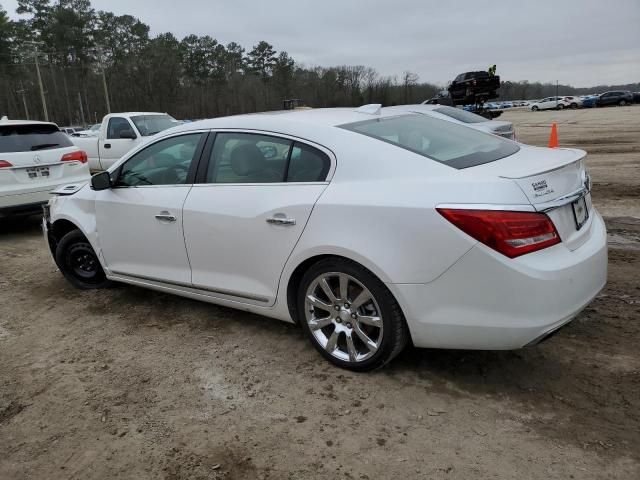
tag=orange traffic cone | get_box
[548,122,559,148]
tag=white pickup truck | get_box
[71,112,179,171]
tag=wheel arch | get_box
[285,252,396,325]
[47,218,84,259]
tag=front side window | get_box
[207,133,292,183]
[116,133,204,187]
[107,117,134,139]
[340,114,519,169]
[0,124,73,153]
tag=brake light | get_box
[0,160,13,168]
[61,150,88,164]
[437,209,560,258]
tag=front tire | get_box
[531,106,539,111]
[297,258,409,371]
[619,100,627,106]
[557,104,564,110]
[55,230,111,289]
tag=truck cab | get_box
[72,112,179,171]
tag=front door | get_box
[98,116,138,170]
[183,132,333,305]
[95,132,207,284]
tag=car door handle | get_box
[266,216,296,226]
[155,213,177,222]
[104,143,111,149]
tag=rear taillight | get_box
[0,160,13,168]
[61,150,88,164]
[437,209,561,258]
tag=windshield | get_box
[130,115,179,136]
[0,124,73,153]
[340,114,519,169]
[433,106,487,124]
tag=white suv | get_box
[0,118,90,218]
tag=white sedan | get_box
[43,106,607,370]
[1,118,90,218]
[397,104,515,139]
[530,97,571,111]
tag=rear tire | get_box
[557,104,564,110]
[531,106,538,111]
[55,229,111,289]
[570,103,578,109]
[619,100,627,106]
[297,258,409,371]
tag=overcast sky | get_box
[3,0,639,87]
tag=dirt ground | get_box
[1,106,639,480]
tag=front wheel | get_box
[619,100,627,106]
[557,104,564,110]
[55,229,111,289]
[297,258,409,371]
[531,106,539,111]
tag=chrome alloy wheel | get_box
[304,272,383,363]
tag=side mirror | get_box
[91,171,112,190]
[119,129,137,140]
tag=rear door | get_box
[98,117,138,170]
[182,131,333,305]
[95,132,207,283]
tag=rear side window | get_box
[207,133,292,183]
[206,133,332,183]
[0,124,73,153]
[340,114,520,169]
[433,106,487,124]
[287,142,331,182]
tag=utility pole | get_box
[556,80,559,108]
[17,82,29,119]
[78,92,85,126]
[32,44,49,121]
[97,48,111,113]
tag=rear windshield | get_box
[0,124,73,153]
[131,115,179,136]
[340,114,519,169]
[434,106,487,124]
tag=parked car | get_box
[43,106,606,370]
[72,123,101,137]
[581,95,598,108]
[448,71,500,105]
[500,102,513,109]
[530,97,571,111]
[0,118,90,218]
[596,90,633,107]
[562,96,583,109]
[386,104,516,140]
[72,112,179,171]
[60,126,84,135]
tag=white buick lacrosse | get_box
[43,105,607,370]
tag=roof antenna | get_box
[354,104,382,115]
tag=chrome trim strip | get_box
[110,271,270,303]
[536,186,589,212]
[436,203,535,212]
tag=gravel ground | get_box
[1,106,639,480]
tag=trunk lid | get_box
[470,145,593,250]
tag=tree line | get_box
[1,1,637,126]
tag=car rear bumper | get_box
[388,210,607,350]
[0,170,89,214]
[0,200,47,218]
